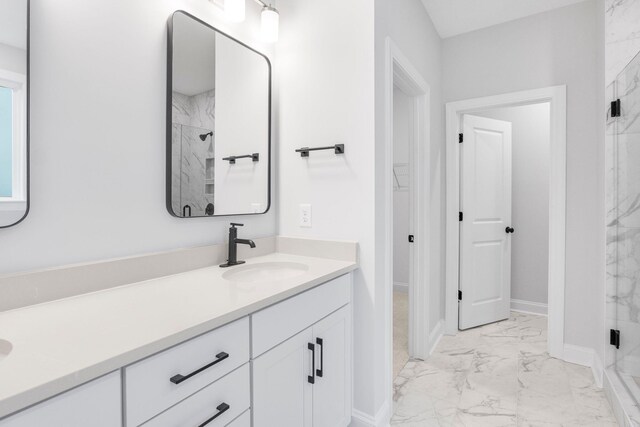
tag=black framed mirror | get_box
[0,0,29,228]
[167,11,271,218]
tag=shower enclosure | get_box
[609,49,640,416]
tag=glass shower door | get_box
[614,49,640,401]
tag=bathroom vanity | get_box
[0,239,356,427]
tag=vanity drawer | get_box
[125,317,250,426]
[251,274,351,357]
[227,410,251,427]
[141,364,250,427]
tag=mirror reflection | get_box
[168,11,271,218]
[0,0,28,227]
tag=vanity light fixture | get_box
[255,0,279,43]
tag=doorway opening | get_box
[392,87,412,379]
[383,37,432,414]
[445,86,567,358]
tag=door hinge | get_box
[611,99,621,118]
[610,329,620,349]
[459,133,463,143]
[408,235,414,243]
[458,290,462,301]
[459,212,463,221]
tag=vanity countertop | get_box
[0,251,357,419]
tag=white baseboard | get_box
[510,299,548,315]
[563,344,603,387]
[351,401,391,427]
[428,320,444,356]
[393,282,408,293]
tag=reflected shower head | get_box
[199,131,213,141]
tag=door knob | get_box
[505,227,515,234]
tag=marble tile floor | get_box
[392,311,618,426]
[394,290,410,379]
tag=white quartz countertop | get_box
[0,252,357,419]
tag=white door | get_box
[459,114,513,330]
[312,306,352,427]
[252,327,314,427]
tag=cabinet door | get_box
[312,305,352,427]
[0,372,121,427]
[252,327,313,427]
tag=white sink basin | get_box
[222,262,309,283]
[0,339,12,362]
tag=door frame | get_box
[384,37,431,405]
[445,86,567,358]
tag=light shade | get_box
[261,6,279,43]
[225,0,245,23]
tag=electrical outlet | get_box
[299,204,312,228]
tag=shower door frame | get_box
[445,86,567,360]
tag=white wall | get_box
[375,0,444,420]
[476,103,551,305]
[393,88,411,287]
[0,0,276,275]
[443,0,604,352]
[275,0,377,418]
[0,42,25,74]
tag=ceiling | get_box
[0,0,27,50]
[172,13,217,96]
[421,0,588,39]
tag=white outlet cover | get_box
[299,204,312,228]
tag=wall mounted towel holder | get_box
[223,153,260,164]
[295,144,345,157]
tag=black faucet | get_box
[220,223,256,268]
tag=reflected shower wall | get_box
[171,90,216,217]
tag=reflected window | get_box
[0,86,12,197]
[0,70,26,203]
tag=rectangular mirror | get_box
[0,0,29,228]
[167,11,271,218]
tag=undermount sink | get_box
[222,262,309,283]
[0,339,12,362]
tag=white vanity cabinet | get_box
[0,372,121,427]
[0,272,353,427]
[252,275,352,427]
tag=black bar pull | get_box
[198,402,230,427]
[295,144,345,157]
[222,153,259,164]
[307,343,315,384]
[170,352,229,384]
[316,338,324,378]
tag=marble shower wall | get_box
[171,90,215,216]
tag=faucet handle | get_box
[230,223,244,228]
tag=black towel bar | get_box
[222,153,259,164]
[295,144,344,157]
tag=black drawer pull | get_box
[307,343,315,384]
[198,402,230,427]
[316,338,324,378]
[170,352,229,384]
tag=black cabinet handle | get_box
[316,338,324,378]
[197,402,230,427]
[170,352,229,384]
[307,343,315,384]
[505,227,514,234]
